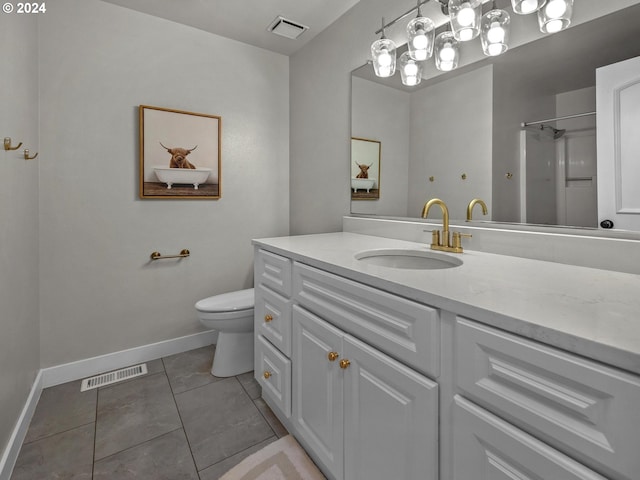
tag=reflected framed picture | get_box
[351,137,380,200]
[139,105,222,199]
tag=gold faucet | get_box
[466,198,488,221]
[422,198,471,253]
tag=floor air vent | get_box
[80,364,148,392]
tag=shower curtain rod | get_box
[521,111,596,128]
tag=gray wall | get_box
[0,13,40,459]
[37,0,290,367]
[408,65,493,220]
[351,77,411,216]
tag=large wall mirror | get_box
[350,3,640,234]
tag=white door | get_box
[292,306,344,480]
[596,55,640,230]
[342,335,439,480]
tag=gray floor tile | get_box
[11,423,94,480]
[24,380,96,444]
[237,371,261,400]
[197,436,277,480]
[93,428,198,480]
[95,373,182,460]
[175,377,274,471]
[162,345,221,394]
[253,397,289,438]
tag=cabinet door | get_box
[292,305,344,480]
[343,335,439,480]
[453,395,606,480]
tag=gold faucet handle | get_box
[452,232,472,250]
[431,230,441,247]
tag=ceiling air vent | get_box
[267,16,309,40]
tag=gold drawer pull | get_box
[264,314,273,323]
[327,351,339,362]
[339,359,351,369]
[263,371,272,379]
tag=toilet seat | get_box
[195,288,254,312]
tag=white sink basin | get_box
[354,248,463,270]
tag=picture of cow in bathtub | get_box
[140,105,221,199]
[351,137,380,200]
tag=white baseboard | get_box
[0,371,43,480]
[42,330,218,388]
[0,330,217,480]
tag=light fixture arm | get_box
[375,0,432,35]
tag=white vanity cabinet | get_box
[452,317,640,480]
[254,249,293,417]
[292,305,439,480]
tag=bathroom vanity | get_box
[252,232,640,480]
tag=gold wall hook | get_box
[505,172,513,179]
[4,137,23,151]
[461,173,467,180]
[23,149,38,160]
[429,176,435,182]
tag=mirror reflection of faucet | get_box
[467,198,488,221]
[421,198,471,253]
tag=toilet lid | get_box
[195,288,254,312]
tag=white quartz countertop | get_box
[253,232,640,375]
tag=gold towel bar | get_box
[150,249,190,260]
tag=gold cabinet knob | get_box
[327,351,339,362]
[264,314,273,323]
[263,371,272,379]
[339,359,351,369]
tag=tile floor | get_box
[10,345,288,479]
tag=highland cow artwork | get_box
[351,137,380,200]
[139,105,221,199]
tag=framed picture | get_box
[351,137,380,200]
[139,105,221,199]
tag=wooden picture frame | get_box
[139,105,221,199]
[351,137,381,200]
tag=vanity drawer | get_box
[453,395,606,480]
[456,317,640,480]
[255,334,291,418]
[293,262,440,378]
[255,284,292,356]
[255,249,292,297]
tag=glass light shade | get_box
[511,0,546,15]
[399,52,423,86]
[538,0,572,33]
[481,9,510,57]
[407,16,435,61]
[434,31,460,72]
[448,0,482,41]
[371,37,397,77]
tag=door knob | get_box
[264,314,273,322]
[263,371,272,379]
[339,359,351,369]
[327,351,339,362]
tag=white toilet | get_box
[195,288,255,377]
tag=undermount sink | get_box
[354,248,463,270]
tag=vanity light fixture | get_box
[448,0,483,41]
[399,51,424,86]
[481,2,510,56]
[370,0,573,80]
[407,1,435,61]
[538,0,573,33]
[371,18,397,78]
[511,0,545,15]
[434,30,460,71]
